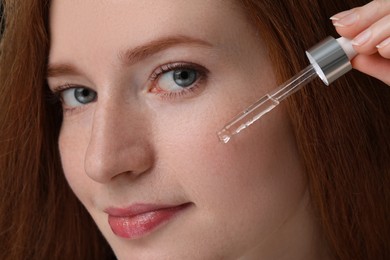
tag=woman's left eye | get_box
[149,63,208,98]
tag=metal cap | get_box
[305,36,352,86]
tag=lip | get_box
[105,203,192,239]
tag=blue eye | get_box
[150,62,208,98]
[61,87,97,107]
[157,68,198,92]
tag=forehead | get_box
[48,0,250,59]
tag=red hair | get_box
[239,0,390,259]
[0,0,389,259]
[0,0,114,258]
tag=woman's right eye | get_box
[59,87,97,108]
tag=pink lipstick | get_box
[106,203,191,239]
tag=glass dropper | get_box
[218,36,356,143]
[217,65,317,143]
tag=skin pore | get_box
[48,0,328,259]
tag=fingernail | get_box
[330,10,354,20]
[352,30,372,46]
[330,11,358,27]
[376,37,390,49]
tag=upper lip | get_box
[104,203,191,217]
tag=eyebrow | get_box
[47,35,213,78]
[46,63,82,78]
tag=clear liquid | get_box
[217,65,317,143]
[218,95,279,143]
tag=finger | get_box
[377,37,390,58]
[352,53,390,85]
[331,1,390,39]
[351,14,390,55]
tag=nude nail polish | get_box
[352,30,372,46]
[376,37,390,49]
[331,11,358,27]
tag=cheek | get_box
[58,125,93,205]
[154,99,306,252]
[156,92,305,204]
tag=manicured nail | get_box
[352,30,372,46]
[376,37,390,49]
[330,11,358,27]
[330,10,354,20]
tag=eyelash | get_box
[148,62,209,100]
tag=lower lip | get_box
[107,204,190,239]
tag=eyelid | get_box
[50,83,77,95]
[149,62,209,81]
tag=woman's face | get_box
[48,0,321,258]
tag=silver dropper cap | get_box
[305,36,354,85]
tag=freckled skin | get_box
[48,0,326,259]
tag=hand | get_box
[331,0,390,85]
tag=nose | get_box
[84,98,154,183]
